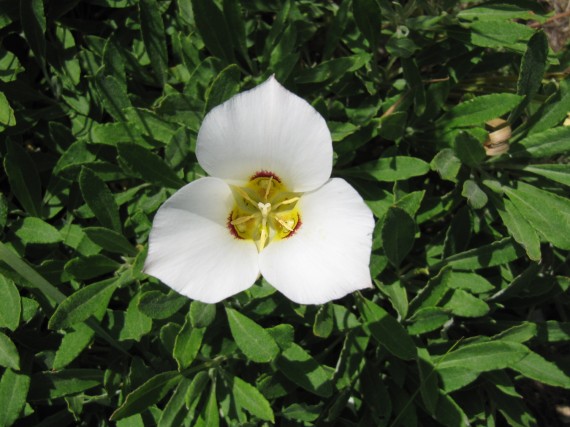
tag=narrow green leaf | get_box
[510,126,570,158]
[117,142,184,189]
[229,375,275,422]
[173,318,204,371]
[111,372,182,420]
[402,57,426,115]
[498,198,541,261]
[344,156,430,181]
[191,0,235,63]
[276,342,333,397]
[157,377,192,427]
[511,351,570,389]
[0,332,19,370]
[528,78,570,135]
[185,371,210,410]
[20,0,46,68]
[29,369,103,400]
[119,292,153,341]
[0,369,30,427]
[0,275,20,331]
[79,167,122,232]
[510,31,548,121]
[13,217,62,245]
[53,324,95,370]
[445,271,495,294]
[382,206,416,267]
[4,140,42,217]
[441,93,522,128]
[357,297,417,360]
[469,21,534,52]
[204,64,240,113]
[437,341,528,371]
[84,227,138,256]
[520,164,570,187]
[139,0,168,85]
[48,279,120,330]
[353,0,382,49]
[138,291,188,320]
[504,182,570,250]
[407,307,450,335]
[437,237,524,270]
[226,308,279,363]
[65,254,121,280]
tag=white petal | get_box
[196,76,332,192]
[144,177,259,303]
[259,178,374,304]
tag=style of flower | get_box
[144,77,374,304]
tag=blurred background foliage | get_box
[1,0,570,425]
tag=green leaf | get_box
[441,93,522,128]
[119,292,153,341]
[276,342,333,397]
[461,179,488,209]
[0,275,20,331]
[191,0,235,63]
[4,140,42,217]
[511,351,570,389]
[382,206,416,267]
[510,31,548,121]
[0,332,19,370]
[353,0,382,49]
[138,291,188,320]
[83,227,138,256]
[504,182,570,250]
[510,126,570,158]
[357,297,417,360]
[520,164,570,187]
[139,0,168,86]
[173,316,204,370]
[204,64,240,113]
[495,197,541,262]
[20,0,46,68]
[453,131,485,168]
[443,289,490,317]
[157,377,192,427]
[438,237,524,270]
[0,92,15,127]
[117,142,185,189]
[190,301,216,328]
[458,2,545,21]
[407,307,450,335]
[469,21,534,52]
[29,369,103,400]
[437,341,529,391]
[313,304,334,338]
[402,57,426,115]
[13,217,62,245]
[199,382,219,427]
[228,374,275,422]
[53,324,95,370]
[79,167,122,232]
[345,156,430,182]
[65,254,121,280]
[430,149,461,182]
[528,78,570,135]
[445,271,495,294]
[0,369,30,427]
[48,278,120,330]
[111,371,182,421]
[225,308,279,363]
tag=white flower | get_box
[144,77,374,304]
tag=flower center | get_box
[228,173,302,252]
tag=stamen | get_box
[230,215,255,225]
[273,196,299,210]
[276,217,294,232]
[264,176,273,200]
[233,186,258,207]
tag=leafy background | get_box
[1,0,570,426]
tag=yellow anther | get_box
[264,177,273,200]
[273,196,299,210]
[276,217,294,232]
[231,215,255,225]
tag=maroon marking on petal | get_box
[250,170,281,182]
[227,213,242,239]
[285,216,302,238]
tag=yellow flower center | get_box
[228,173,301,252]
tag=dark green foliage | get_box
[1,1,570,426]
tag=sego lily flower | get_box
[144,77,374,304]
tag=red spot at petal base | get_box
[250,170,281,182]
[227,213,242,239]
[285,216,302,238]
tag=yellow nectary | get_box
[228,173,301,252]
